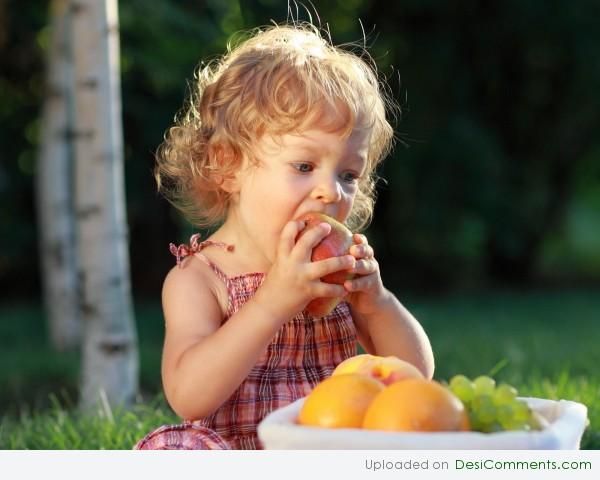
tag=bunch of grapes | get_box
[448,375,547,433]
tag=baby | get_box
[135,22,434,450]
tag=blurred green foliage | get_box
[2,290,599,448]
[0,0,599,300]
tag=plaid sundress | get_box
[134,236,357,450]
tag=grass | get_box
[0,302,165,415]
[0,392,178,449]
[0,288,598,449]
[411,288,600,381]
[410,287,600,449]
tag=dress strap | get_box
[169,233,234,284]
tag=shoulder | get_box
[162,257,228,332]
[160,259,228,397]
[163,256,214,297]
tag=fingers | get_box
[278,219,308,257]
[293,222,332,258]
[313,282,348,299]
[308,254,355,279]
[349,242,374,259]
[350,234,374,259]
[344,273,377,292]
[353,233,367,245]
[351,258,378,275]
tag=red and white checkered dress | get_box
[134,237,357,450]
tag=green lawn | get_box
[0,288,598,449]
[411,288,600,449]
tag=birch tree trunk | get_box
[71,0,138,411]
[36,0,80,351]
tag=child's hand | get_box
[257,219,356,320]
[344,234,389,316]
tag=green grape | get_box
[468,410,485,432]
[494,399,532,431]
[454,376,538,433]
[496,404,515,427]
[449,375,475,404]
[497,405,528,431]
[502,417,530,431]
[492,383,518,405]
[455,376,545,433]
[512,399,531,422]
[471,394,496,424]
[481,422,503,433]
[473,376,496,396]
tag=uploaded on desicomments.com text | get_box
[364,457,592,472]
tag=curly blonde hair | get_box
[155,22,397,231]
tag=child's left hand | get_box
[344,234,389,316]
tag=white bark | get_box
[71,0,138,411]
[36,0,80,351]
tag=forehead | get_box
[259,127,371,160]
[288,128,370,151]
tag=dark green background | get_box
[2,0,599,301]
[1,4,599,448]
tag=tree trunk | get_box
[36,0,80,351]
[71,0,138,411]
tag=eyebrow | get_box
[292,145,367,166]
[343,153,368,172]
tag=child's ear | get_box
[208,143,242,193]
[219,174,241,194]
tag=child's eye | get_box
[340,171,359,183]
[292,163,314,173]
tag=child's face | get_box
[230,127,370,265]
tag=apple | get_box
[332,354,424,386]
[296,212,355,317]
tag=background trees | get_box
[2,0,598,305]
[69,0,138,411]
[1,0,598,443]
[36,0,79,351]
[30,0,138,410]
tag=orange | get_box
[297,374,385,428]
[362,378,470,432]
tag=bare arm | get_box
[344,233,434,379]
[161,263,287,420]
[161,220,356,420]
[350,290,435,379]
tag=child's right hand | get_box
[256,219,356,321]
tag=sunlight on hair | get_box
[155,21,399,231]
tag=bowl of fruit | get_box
[257,354,588,449]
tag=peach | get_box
[333,354,424,386]
[331,354,376,376]
[296,212,355,317]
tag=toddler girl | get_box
[135,22,434,450]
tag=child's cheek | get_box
[338,190,357,223]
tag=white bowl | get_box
[257,396,588,450]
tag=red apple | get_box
[296,212,355,317]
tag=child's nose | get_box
[312,176,342,203]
